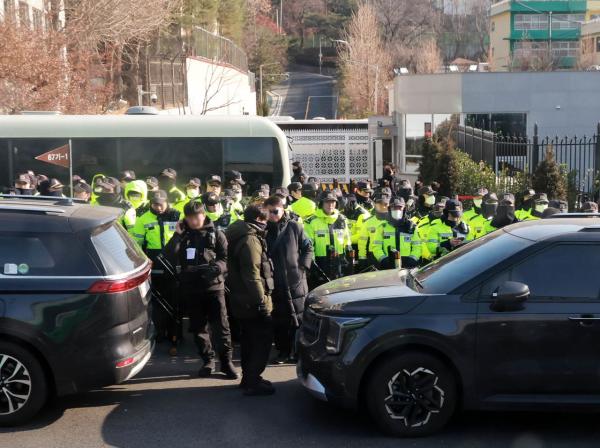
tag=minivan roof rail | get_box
[0,194,87,205]
[0,204,65,214]
[547,213,600,218]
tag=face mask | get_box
[391,210,403,220]
[535,204,548,213]
[234,192,242,202]
[425,195,436,206]
[187,189,199,199]
[473,199,482,208]
[98,192,119,204]
[128,195,144,209]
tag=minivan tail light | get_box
[88,265,151,294]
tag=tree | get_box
[180,0,220,30]
[284,0,324,48]
[414,38,443,74]
[338,1,390,117]
[532,149,567,200]
[218,0,246,43]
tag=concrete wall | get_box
[489,8,512,71]
[186,57,257,116]
[391,71,600,138]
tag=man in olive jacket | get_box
[225,205,275,396]
[264,195,313,364]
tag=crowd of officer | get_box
[6,162,600,395]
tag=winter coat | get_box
[225,220,274,320]
[266,215,313,322]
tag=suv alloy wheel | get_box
[0,342,47,426]
[366,352,457,437]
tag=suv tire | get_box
[366,351,457,437]
[0,341,48,426]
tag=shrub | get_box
[532,149,567,201]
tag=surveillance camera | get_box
[150,93,158,104]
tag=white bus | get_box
[0,115,290,192]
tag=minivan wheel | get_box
[0,341,48,426]
[366,351,457,437]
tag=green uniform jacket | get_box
[132,208,181,258]
[515,208,538,221]
[347,205,371,245]
[427,218,473,259]
[466,213,490,240]
[304,209,352,258]
[291,197,317,220]
[357,214,386,260]
[370,220,422,263]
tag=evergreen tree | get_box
[532,149,567,200]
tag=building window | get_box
[18,1,29,28]
[552,14,585,30]
[491,21,495,32]
[596,37,600,53]
[32,7,43,32]
[514,14,547,31]
[551,40,579,58]
[3,0,15,22]
[513,40,548,59]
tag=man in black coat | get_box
[264,195,314,364]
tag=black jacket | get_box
[266,215,313,321]
[162,221,227,291]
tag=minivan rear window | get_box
[90,222,147,276]
[0,233,98,276]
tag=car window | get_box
[415,231,533,294]
[476,244,600,301]
[90,222,147,275]
[0,233,98,276]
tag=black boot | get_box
[220,359,239,380]
[198,358,215,377]
[243,381,276,396]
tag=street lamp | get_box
[259,62,281,111]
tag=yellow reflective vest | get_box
[304,209,352,258]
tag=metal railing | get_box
[187,26,248,72]
[455,123,600,193]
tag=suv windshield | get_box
[414,230,533,294]
[90,222,147,276]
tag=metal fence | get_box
[455,124,600,193]
[187,26,248,72]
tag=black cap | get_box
[523,188,536,197]
[549,199,568,211]
[151,190,168,204]
[202,192,220,206]
[206,174,222,185]
[252,188,270,200]
[145,177,159,189]
[274,186,289,197]
[120,170,136,182]
[374,193,391,204]
[96,180,117,194]
[356,181,373,193]
[500,192,515,204]
[534,193,549,204]
[319,191,338,204]
[15,174,30,184]
[302,182,319,193]
[288,182,302,192]
[227,170,245,186]
[380,187,393,197]
[48,178,64,191]
[186,178,201,188]
[483,193,499,204]
[292,161,301,167]
[159,168,177,180]
[445,199,463,213]
[418,185,436,196]
[73,182,92,194]
[390,198,406,208]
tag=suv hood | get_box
[307,269,426,315]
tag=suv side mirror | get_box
[490,281,529,312]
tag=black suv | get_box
[298,217,600,437]
[0,197,153,425]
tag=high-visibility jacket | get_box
[462,207,479,223]
[345,204,371,245]
[426,218,473,259]
[466,212,490,240]
[291,197,316,220]
[515,208,537,221]
[231,201,244,222]
[370,220,421,264]
[415,215,436,261]
[132,208,181,258]
[304,209,352,258]
[167,186,186,205]
[124,180,148,217]
[357,214,386,260]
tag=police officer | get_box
[206,174,223,196]
[414,185,437,221]
[530,193,549,219]
[39,178,65,197]
[201,192,224,223]
[469,192,499,238]
[13,173,36,195]
[485,194,519,231]
[159,168,186,204]
[427,199,472,259]
[414,196,448,263]
[515,188,536,220]
[73,181,92,202]
[146,176,159,194]
[132,190,181,347]
[370,198,421,269]
[354,181,374,212]
[304,191,352,284]
[214,189,236,231]
[549,199,568,213]
[230,183,245,222]
[357,190,392,270]
[163,201,238,379]
[119,170,136,190]
[291,182,318,220]
[123,180,148,216]
[174,178,202,214]
[94,177,137,232]
[343,193,371,248]
[463,187,488,223]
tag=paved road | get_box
[2,341,600,448]
[272,65,337,120]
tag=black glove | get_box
[378,257,390,270]
[200,262,220,280]
[402,256,419,269]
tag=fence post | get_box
[595,122,600,175]
[532,123,539,173]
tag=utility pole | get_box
[280,0,283,34]
[548,11,553,62]
[319,36,323,75]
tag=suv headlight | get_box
[325,316,371,354]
